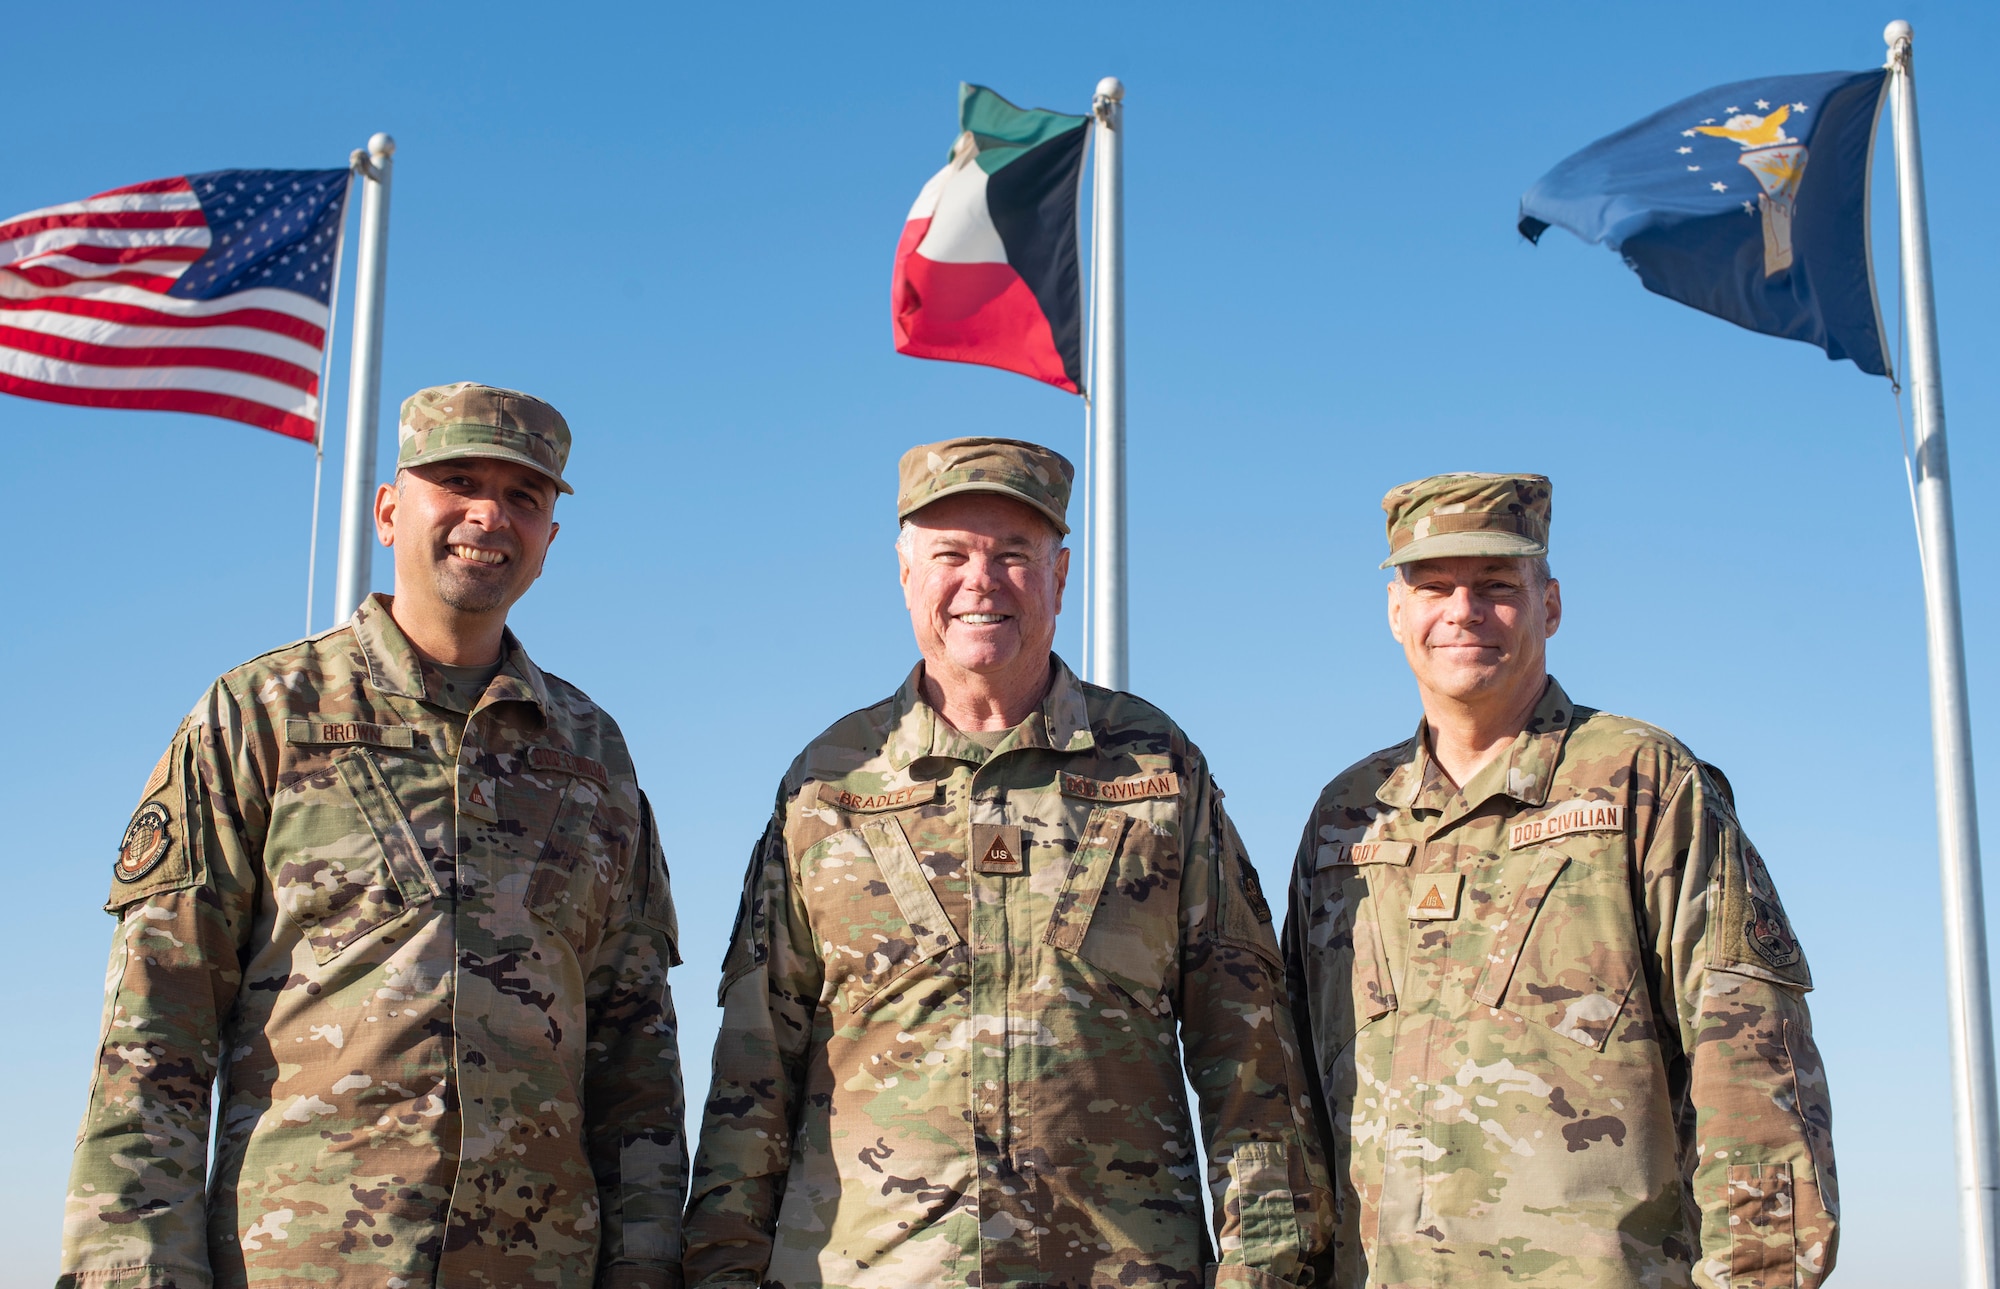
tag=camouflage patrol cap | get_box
[898,436,1074,534]
[397,382,574,495]
[1380,472,1551,568]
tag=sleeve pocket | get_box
[1727,1161,1796,1289]
[1224,1141,1302,1284]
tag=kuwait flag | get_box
[892,85,1088,394]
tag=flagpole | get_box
[304,173,355,636]
[332,132,396,624]
[1087,77,1126,691]
[1886,21,1999,1289]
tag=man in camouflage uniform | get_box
[684,437,1333,1288]
[60,384,686,1289]
[1282,473,1836,1289]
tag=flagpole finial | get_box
[368,133,397,160]
[1885,19,1912,49]
[1095,77,1123,103]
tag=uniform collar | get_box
[885,654,1097,771]
[349,593,553,717]
[1377,675,1575,815]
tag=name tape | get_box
[813,781,941,813]
[527,746,609,786]
[1060,771,1181,803]
[1509,800,1626,849]
[1318,839,1416,869]
[285,719,416,750]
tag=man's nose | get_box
[1441,586,1483,622]
[462,494,511,528]
[961,553,1000,591]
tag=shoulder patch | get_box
[1060,771,1181,803]
[285,718,417,750]
[809,780,941,813]
[115,802,173,883]
[1713,814,1812,988]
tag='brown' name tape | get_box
[813,781,941,813]
[1509,800,1625,849]
[1061,771,1181,803]
[527,746,609,786]
[285,719,416,750]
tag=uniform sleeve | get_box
[1647,763,1837,1289]
[1280,812,1342,1286]
[681,797,824,1289]
[585,790,689,1289]
[60,688,267,1289]
[1177,766,1336,1288]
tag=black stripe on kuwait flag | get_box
[893,86,1090,394]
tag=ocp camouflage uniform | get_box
[685,659,1335,1288]
[1282,678,1836,1289]
[61,595,686,1289]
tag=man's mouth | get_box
[450,544,508,566]
[955,613,1009,625]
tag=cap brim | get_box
[1380,531,1545,569]
[399,445,574,495]
[901,481,1070,535]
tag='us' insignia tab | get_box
[973,823,1026,875]
[1409,872,1464,921]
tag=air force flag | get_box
[1520,69,1890,375]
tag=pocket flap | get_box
[1469,849,1569,1009]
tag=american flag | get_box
[0,168,350,442]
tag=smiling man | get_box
[60,384,685,1289]
[683,437,1332,1289]
[1281,473,1837,1289]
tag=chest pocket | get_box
[275,747,438,966]
[800,816,962,1015]
[1044,806,1182,1012]
[1305,841,1408,1067]
[524,778,613,958]
[1471,844,1641,1051]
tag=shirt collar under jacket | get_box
[1377,675,1576,819]
[348,592,554,718]
[884,654,1098,771]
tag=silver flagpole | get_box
[332,132,397,623]
[1088,77,1126,691]
[1886,21,1999,1289]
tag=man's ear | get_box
[1052,545,1070,614]
[374,481,398,548]
[1542,577,1562,639]
[1386,578,1407,645]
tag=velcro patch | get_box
[812,781,942,813]
[285,718,416,750]
[1318,839,1416,870]
[1409,872,1464,921]
[1508,800,1625,849]
[527,746,609,786]
[1060,771,1180,803]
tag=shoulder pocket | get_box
[275,747,437,965]
[1711,814,1813,990]
[632,793,681,965]
[800,817,962,1016]
[106,726,202,910]
[1045,805,1181,1011]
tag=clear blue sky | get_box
[5,3,1995,1283]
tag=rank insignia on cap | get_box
[1409,872,1464,921]
[115,802,173,883]
[973,824,1025,875]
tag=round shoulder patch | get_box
[115,802,174,883]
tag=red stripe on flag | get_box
[0,209,208,243]
[0,371,314,441]
[0,296,325,347]
[892,251,1077,393]
[0,325,319,393]
[91,177,194,199]
[39,244,206,267]
[4,265,182,293]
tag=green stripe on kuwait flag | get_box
[892,84,1089,393]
